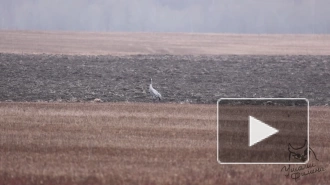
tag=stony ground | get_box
[1,53,330,105]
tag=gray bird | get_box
[149,78,162,101]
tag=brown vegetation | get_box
[0,102,329,184]
[1,30,330,55]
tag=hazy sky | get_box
[0,0,329,33]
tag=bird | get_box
[149,78,162,101]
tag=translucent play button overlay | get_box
[217,98,309,164]
[249,116,279,147]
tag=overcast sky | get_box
[0,0,329,33]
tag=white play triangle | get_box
[249,116,279,147]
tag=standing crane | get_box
[149,78,162,101]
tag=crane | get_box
[149,78,162,101]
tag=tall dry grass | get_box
[0,102,329,184]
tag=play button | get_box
[249,116,279,147]
[217,98,308,164]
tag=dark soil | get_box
[1,53,329,105]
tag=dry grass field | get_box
[1,30,330,184]
[1,30,330,55]
[0,102,329,185]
